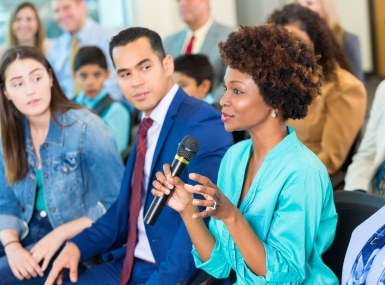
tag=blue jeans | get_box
[0,211,85,285]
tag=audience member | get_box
[45,27,233,285]
[48,0,122,101]
[173,53,249,144]
[342,205,385,284]
[163,0,233,101]
[268,4,367,176]
[153,24,338,284]
[0,2,51,58]
[173,54,215,104]
[73,46,130,153]
[296,0,364,82]
[345,80,385,195]
[0,46,123,284]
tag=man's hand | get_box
[44,242,81,285]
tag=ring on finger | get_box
[208,200,217,211]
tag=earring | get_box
[271,110,277,118]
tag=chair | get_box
[322,190,385,282]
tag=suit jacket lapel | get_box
[146,89,186,199]
[200,21,218,54]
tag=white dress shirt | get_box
[133,83,179,263]
[180,17,214,54]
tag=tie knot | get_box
[138,117,154,134]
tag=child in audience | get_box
[0,46,123,283]
[73,46,130,153]
[173,54,248,143]
[173,54,215,104]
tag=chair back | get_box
[322,190,385,282]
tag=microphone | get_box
[144,135,200,226]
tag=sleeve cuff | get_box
[85,202,106,222]
[0,214,29,240]
[191,235,231,279]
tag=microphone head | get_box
[177,136,200,161]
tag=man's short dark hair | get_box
[73,46,108,72]
[109,27,166,64]
[174,54,214,93]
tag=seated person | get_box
[173,54,248,144]
[0,46,123,284]
[73,46,130,153]
[44,27,233,285]
[345,80,385,195]
[153,24,338,284]
[268,4,367,175]
[173,54,215,104]
[342,205,385,284]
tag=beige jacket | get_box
[345,80,385,192]
[288,66,367,175]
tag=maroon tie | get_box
[120,117,154,285]
[185,35,195,54]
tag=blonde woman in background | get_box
[0,2,51,58]
[296,0,364,82]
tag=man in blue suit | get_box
[163,0,234,102]
[45,27,233,285]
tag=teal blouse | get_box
[192,127,338,284]
[74,89,130,153]
[35,168,46,212]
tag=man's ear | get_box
[199,79,212,95]
[163,55,175,77]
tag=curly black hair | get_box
[218,24,322,120]
[267,4,352,82]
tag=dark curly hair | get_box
[267,4,352,83]
[219,24,322,120]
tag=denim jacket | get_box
[0,109,124,239]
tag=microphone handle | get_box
[144,158,189,226]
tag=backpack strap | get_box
[93,95,115,116]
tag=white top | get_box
[180,17,214,55]
[342,206,385,284]
[134,83,179,262]
[345,80,385,193]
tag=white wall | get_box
[335,0,373,72]
[130,0,237,39]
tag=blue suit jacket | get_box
[71,88,233,284]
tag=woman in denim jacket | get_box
[0,46,123,283]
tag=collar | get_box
[75,88,109,108]
[203,93,215,105]
[264,126,299,161]
[186,17,213,39]
[24,113,65,149]
[142,83,179,125]
[72,18,94,43]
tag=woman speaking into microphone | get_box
[152,24,338,284]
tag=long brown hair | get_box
[6,2,46,54]
[0,46,83,184]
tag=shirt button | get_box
[43,143,48,149]
[44,173,48,178]
[50,207,56,212]
[62,165,68,173]
[40,210,47,218]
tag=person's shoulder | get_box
[164,29,186,43]
[90,19,114,35]
[106,101,130,117]
[64,108,100,126]
[212,21,235,37]
[179,92,219,118]
[336,66,366,94]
